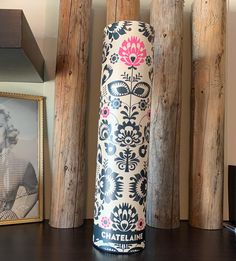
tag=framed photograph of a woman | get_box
[0,92,44,225]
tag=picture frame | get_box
[0,92,44,225]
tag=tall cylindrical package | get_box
[93,21,154,254]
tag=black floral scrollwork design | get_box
[115,148,139,172]
[129,170,147,205]
[102,41,112,64]
[111,203,138,232]
[97,144,102,164]
[99,120,112,141]
[94,200,103,221]
[102,65,113,85]
[138,22,155,44]
[108,80,150,99]
[115,121,142,148]
[149,68,154,83]
[106,21,132,41]
[139,145,147,158]
[97,167,123,203]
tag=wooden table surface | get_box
[0,220,235,260]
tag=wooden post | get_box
[106,0,140,24]
[146,0,184,229]
[49,0,91,228]
[189,0,226,230]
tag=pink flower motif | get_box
[101,216,111,228]
[118,37,147,67]
[136,218,145,231]
[101,106,110,118]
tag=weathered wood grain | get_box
[147,0,184,229]
[189,0,226,230]
[106,0,140,24]
[49,0,91,228]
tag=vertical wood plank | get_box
[50,0,92,228]
[147,0,184,229]
[189,0,226,230]
[106,0,140,24]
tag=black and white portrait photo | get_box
[0,93,43,225]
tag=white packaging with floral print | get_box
[93,20,154,254]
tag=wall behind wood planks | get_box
[0,0,234,221]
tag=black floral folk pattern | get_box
[129,169,147,205]
[115,148,139,173]
[105,21,132,41]
[97,166,123,203]
[93,21,154,253]
[138,22,155,44]
[111,203,138,232]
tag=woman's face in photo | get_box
[0,114,7,148]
